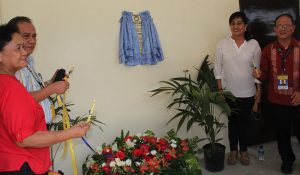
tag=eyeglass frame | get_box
[275,24,294,30]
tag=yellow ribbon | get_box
[51,104,56,121]
[55,68,78,175]
[56,94,78,175]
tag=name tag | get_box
[277,74,288,90]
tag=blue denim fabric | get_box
[119,11,164,66]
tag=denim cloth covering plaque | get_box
[119,11,164,66]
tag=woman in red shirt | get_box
[0,24,90,175]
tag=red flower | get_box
[165,148,177,161]
[147,157,160,172]
[140,163,149,174]
[90,163,99,172]
[169,147,177,158]
[106,156,114,163]
[101,164,111,174]
[181,140,190,151]
[140,144,150,156]
[124,136,133,142]
[157,138,168,151]
[165,153,173,161]
[133,148,143,157]
[102,146,112,154]
[143,155,151,161]
[143,135,157,144]
[182,146,190,151]
[115,151,126,160]
[158,138,168,145]
[124,166,135,173]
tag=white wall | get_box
[0,0,2,24]
[1,0,238,174]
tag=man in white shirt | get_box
[8,16,69,125]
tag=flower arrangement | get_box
[82,129,202,175]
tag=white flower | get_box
[117,161,125,166]
[135,162,141,166]
[136,133,142,137]
[151,150,157,155]
[112,143,118,151]
[85,155,95,169]
[133,139,137,143]
[126,140,135,148]
[110,161,116,167]
[101,163,107,167]
[171,139,177,148]
[115,158,125,166]
[125,159,132,166]
[95,145,103,154]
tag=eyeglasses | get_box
[275,24,293,30]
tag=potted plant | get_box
[151,55,235,172]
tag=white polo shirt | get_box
[214,37,261,97]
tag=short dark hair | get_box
[229,11,248,25]
[7,16,32,33]
[0,24,18,51]
[274,14,295,25]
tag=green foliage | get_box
[151,55,235,152]
[48,96,105,131]
[197,55,218,92]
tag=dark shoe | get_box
[281,161,293,174]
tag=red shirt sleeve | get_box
[2,84,45,142]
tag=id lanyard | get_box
[277,46,293,90]
[26,66,56,119]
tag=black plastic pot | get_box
[203,143,225,172]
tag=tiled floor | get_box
[200,137,300,175]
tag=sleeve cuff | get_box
[254,79,261,83]
[15,128,36,142]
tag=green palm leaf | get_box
[151,55,236,153]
